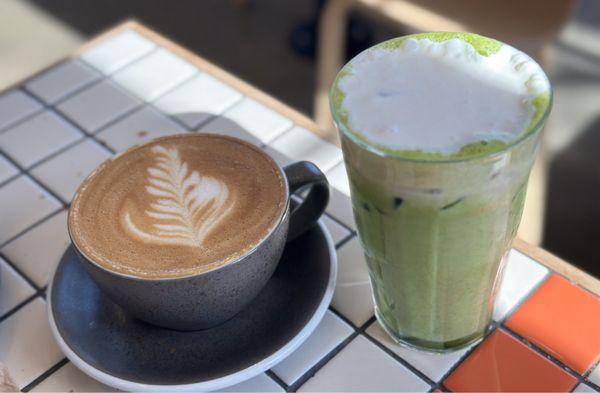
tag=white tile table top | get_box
[0,111,83,168]
[575,383,599,392]
[493,249,550,321]
[0,90,42,131]
[298,335,430,392]
[198,114,264,146]
[96,106,186,151]
[80,30,156,75]
[588,363,600,386]
[0,176,61,245]
[56,80,142,133]
[0,257,35,317]
[31,139,112,202]
[1,25,596,393]
[326,161,351,195]
[154,72,243,128]
[366,322,472,383]
[326,186,355,229]
[272,310,354,385]
[321,214,352,246]
[270,126,343,172]
[214,97,293,144]
[0,155,18,185]
[332,237,374,327]
[25,60,100,104]
[30,362,117,392]
[215,373,284,392]
[0,298,64,389]
[262,145,294,167]
[2,210,69,287]
[112,48,197,101]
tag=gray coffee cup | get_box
[68,160,329,331]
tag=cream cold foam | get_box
[332,33,550,159]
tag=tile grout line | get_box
[287,317,374,392]
[334,232,356,250]
[0,293,40,325]
[265,370,289,391]
[323,211,356,235]
[0,205,65,250]
[500,325,587,384]
[21,358,69,392]
[495,270,552,324]
[361,327,439,390]
[0,250,42,291]
[433,322,501,391]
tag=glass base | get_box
[375,309,487,353]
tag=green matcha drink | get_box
[330,32,551,351]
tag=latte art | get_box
[122,146,234,248]
[69,134,286,279]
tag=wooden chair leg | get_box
[314,0,352,131]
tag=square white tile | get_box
[574,383,598,392]
[31,140,112,202]
[154,73,242,128]
[215,98,292,144]
[332,238,373,327]
[31,362,117,392]
[96,106,186,151]
[198,115,263,146]
[588,363,600,386]
[0,111,83,168]
[0,257,35,316]
[272,310,354,385]
[298,335,429,392]
[366,322,472,382]
[56,80,142,133]
[112,48,197,101]
[0,155,18,185]
[492,249,550,321]
[326,162,350,195]
[2,211,69,287]
[0,298,64,389]
[25,60,100,104]
[0,176,61,245]
[80,30,156,75]
[326,187,355,229]
[262,145,294,167]
[270,126,343,172]
[321,215,351,246]
[216,373,284,392]
[0,90,42,131]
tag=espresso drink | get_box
[69,134,287,279]
[331,32,551,350]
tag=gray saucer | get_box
[48,222,336,391]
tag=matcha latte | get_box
[330,32,551,351]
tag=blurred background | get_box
[1,0,598,277]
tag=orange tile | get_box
[505,274,600,373]
[444,329,577,392]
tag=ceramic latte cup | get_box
[67,134,329,330]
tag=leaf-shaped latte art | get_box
[122,145,233,247]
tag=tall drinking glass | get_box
[330,32,552,351]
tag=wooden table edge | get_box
[9,19,600,296]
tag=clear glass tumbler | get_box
[330,33,552,351]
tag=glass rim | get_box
[329,33,554,165]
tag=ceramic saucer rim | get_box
[47,219,337,392]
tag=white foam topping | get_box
[121,145,234,247]
[337,38,549,154]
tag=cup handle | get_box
[283,161,330,242]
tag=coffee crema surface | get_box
[69,134,287,278]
